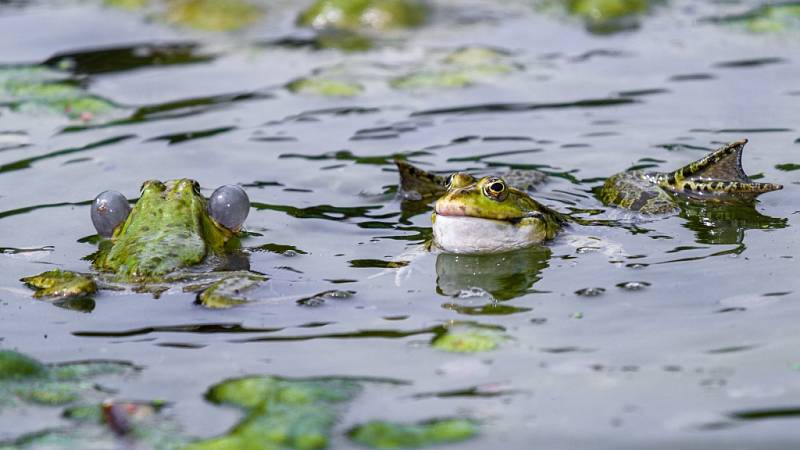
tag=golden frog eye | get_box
[483,178,507,200]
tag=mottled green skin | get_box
[599,140,783,215]
[184,376,362,450]
[395,160,547,201]
[433,174,564,238]
[93,179,234,281]
[349,418,478,448]
[298,0,427,32]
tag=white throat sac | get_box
[433,215,544,254]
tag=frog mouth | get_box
[434,204,539,223]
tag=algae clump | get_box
[105,0,264,32]
[707,3,800,33]
[20,269,97,299]
[431,323,506,353]
[391,47,517,91]
[184,376,362,449]
[299,0,427,31]
[538,0,653,33]
[0,67,118,120]
[165,0,264,32]
[348,418,478,449]
[287,77,365,97]
[0,350,137,409]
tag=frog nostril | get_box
[91,190,130,237]
[208,185,250,231]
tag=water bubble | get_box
[91,190,130,237]
[575,287,605,297]
[616,281,651,291]
[296,290,355,307]
[457,287,491,299]
[325,290,355,300]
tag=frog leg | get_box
[654,139,782,202]
[395,159,448,200]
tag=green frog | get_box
[427,140,782,254]
[431,173,566,253]
[21,179,262,309]
[599,139,783,214]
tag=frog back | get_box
[599,170,678,215]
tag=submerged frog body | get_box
[599,139,783,214]
[395,159,547,201]
[22,179,260,308]
[432,173,565,253]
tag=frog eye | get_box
[483,178,507,200]
[208,185,250,231]
[91,190,130,237]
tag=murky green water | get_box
[1,0,800,448]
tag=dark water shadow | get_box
[411,97,637,117]
[73,323,284,338]
[231,322,504,344]
[252,201,384,221]
[44,42,214,75]
[0,200,92,221]
[0,135,135,174]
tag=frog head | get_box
[432,174,563,253]
[90,179,249,281]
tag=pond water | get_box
[1,0,799,448]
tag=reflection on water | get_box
[679,202,787,245]
[436,246,551,301]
